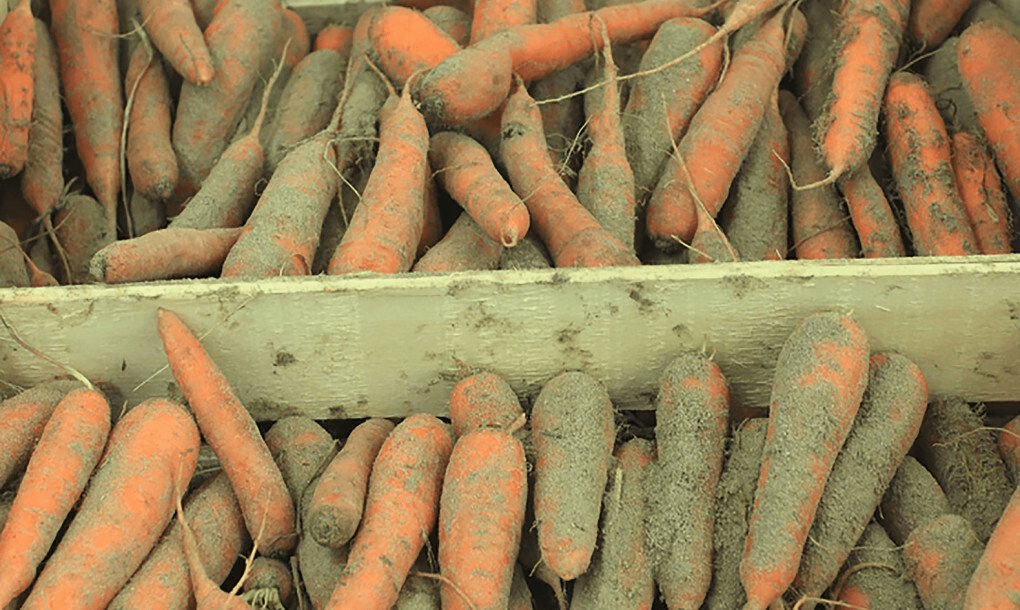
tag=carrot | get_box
[531,371,615,581]
[176,481,249,610]
[812,0,909,187]
[0,221,31,287]
[448,371,525,437]
[240,556,295,607]
[831,522,923,609]
[124,41,178,204]
[791,0,837,122]
[791,352,928,601]
[325,414,454,609]
[703,418,768,610]
[0,380,78,489]
[306,418,394,549]
[500,231,553,269]
[0,388,110,608]
[53,193,115,284]
[884,71,980,256]
[264,416,337,513]
[915,396,1013,541]
[501,78,639,268]
[741,311,870,610]
[19,17,63,225]
[646,352,730,609]
[645,9,790,249]
[425,5,472,47]
[508,562,535,610]
[326,85,429,276]
[394,550,442,609]
[297,532,349,610]
[90,227,242,284]
[429,130,530,247]
[439,427,528,610]
[963,485,1020,608]
[1001,415,1020,485]
[902,513,985,610]
[922,35,981,136]
[314,24,354,54]
[107,472,251,610]
[0,0,36,179]
[951,130,1012,254]
[172,0,281,191]
[280,7,311,69]
[364,6,462,89]
[156,307,297,557]
[135,0,213,85]
[517,512,567,610]
[878,455,953,546]
[412,212,504,273]
[840,163,907,258]
[780,89,858,259]
[20,398,200,610]
[471,0,536,43]
[50,0,123,235]
[909,0,979,50]
[571,438,656,610]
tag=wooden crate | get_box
[2,256,1019,420]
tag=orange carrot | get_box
[429,130,530,247]
[50,0,123,235]
[908,0,978,50]
[90,226,244,283]
[424,5,472,46]
[439,427,528,610]
[645,9,789,248]
[903,513,984,610]
[412,212,504,273]
[839,164,907,258]
[176,483,249,610]
[884,71,980,256]
[791,0,837,122]
[963,485,1020,607]
[448,371,525,438]
[741,311,870,610]
[364,5,462,89]
[306,418,394,549]
[471,0,536,43]
[325,414,454,609]
[240,556,295,606]
[1001,415,1020,485]
[0,0,36,179]
[501,78,639,268]
[125,41,179,203]
[951,130,1012,254]
[314,24,354,54]
[280,7,311,69]
[832,522,923,609]
[19,18,63,222]
[156,307,297,558]
[0,380,78,490]
[20,398,200,610]
[136,0,214,85]
[0,388,110,608]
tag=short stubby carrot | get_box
[20,398,200,610]
[325,414,454,609]
[0,0,36,179]
[156,307,297,557]
[951,130,1012,254]
[741,311,870,610]
[125,42,179,203]
[136,0,214,85]
[448,371,525,438]
[883,71,980,256]
[963,485,1020,608]
[0,379,80,490]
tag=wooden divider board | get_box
[1,256,1019,420]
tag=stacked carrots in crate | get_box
[2,0,1020,288]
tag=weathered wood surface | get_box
[1,256,1019,420]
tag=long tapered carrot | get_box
[20,398,200,610]
[0,0,36,179]
[89,226,244,283]
[741,311,870,610]
[839,164,907,258]
[136,0,214,85]
[471,0,536,43]
[325,414,454,609]
[19,18,63,223]
[125,41,179,203]
[0,380,79,490]
[0,388,110,608]
[50,0,123,235]
[156,307,297,557]
[963,485,1020,607]
[951,130,1012,254]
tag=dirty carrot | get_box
[832,522,924,609]
[902,512,984,610]
[1001,415,1020,485]
[263,416,336,514]
[0,221,31,288]
[963,485,1020,608]
[19,18,63,226]
[176,482,249,610]
[297,531,349,609]
[307,418,394,549]
[314,23,354,54]
[135,0,214,85]
[125,41,179,203]
[951,130,1012,254]
[791,0,837,121]
[364,5,462,89]
[0,380,79,490]
[424,5,472,46]
[448,371,525,438]
[471,0,536,43]
[52,194,115,284]
[908,0,978,50]
[156,307,297,557]
[412,211,504,273]
[240,556,295,607]
[501,78,639,268]
[325,414,454,609]
[741,311,869,610]
[20,398,200,610]
[90,226,243,283]
[0,388,110,608]
[839,164,907,258]
[878,455,953,546]
[0,0,36,179]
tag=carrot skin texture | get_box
[424,5,471,46]
[413,212,504,273]
[741,312,870,610]
[963,486,1020,608]
[878,455,953,546]
[125,43,179,203]
[90,226,243,283]
[156,307,297,557]
[264,416,337,515]
[0,388,110,608]
[20,398,200,610]
[0,0,36,179]
[832,522,923,609]
[137,0,214,85]
[19,19,62,217]
[903,513,984,610]
[439,428,528,610]
[471,0,536,44]
[840,164,906,258]
[0,380,79,489]
[366,6,462,89]
[951,130,1012,254]
[1001,415,1020,485]
[314,24,353,54]
[908,0,978,50]
[307,418,395,549]
[884,71,980,256]
[325,414,454,609]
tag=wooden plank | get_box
[2,256,1020,420]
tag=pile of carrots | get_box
[2,0,1020,287]
[2,306,1020,609]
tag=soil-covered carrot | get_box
[963,485,1020,607]
[176,488,249,610]
[107,472,250,610]
[439,427,528,610]
[471,0,536,43]
[518,513,567,610]
[0,388,110,608]
[263,416,336,513]
[909,0,978,50]
[571,438,656,610]
[125,41,179,203]
[136,0,213,85]
[915,396,1013,541]
[429,130,529,247]
[832,522,923,609]
[20,398,200,610]
[509,562,535,610]
[922,35,981,135]
[53,193,115,284]
[646,352,729,609]
[364,5,462,89]
[306,418,394,549]
[19,18,63,225]
[884,71,980,256]
[314,24,353,54]
[89,226,243,283]
[903,512,984,610]
[791,352,928,601]
[741,311,870,610]
[0,380,78,490]
[878,455,953,546]
[50,0,123,235]
[412,211,504,273]
[531,371,615,581]
[0,0,36,179]
[951,130,1012,254]
[156,307,297,557]
[425,5,471,46]
[840,163,907,258]
[0,221,31,287]
[448,371,525,438]
[500,231,553,269]
[501,79,639,268]
[297,532,349,609]
[1001,415,1020,485]
[240,556,295,607]
[703,418,768,610]
[645,9,789,249]
[326,414,454,609]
